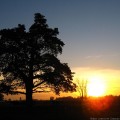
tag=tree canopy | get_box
[0,13,76,104]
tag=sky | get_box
[1,0,120,99]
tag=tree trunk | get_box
[26,50,34,108]
[26,52,34,108]
[25,80,33,108]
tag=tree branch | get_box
[33,80,46,88]
[1,91,26,95]
[32,90,50,93]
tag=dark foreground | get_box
[1,96,120,120]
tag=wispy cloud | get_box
[85,54,119,59]
[85,55,102,59]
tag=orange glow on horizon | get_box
[72,67,120,97]
[4,67,120,101]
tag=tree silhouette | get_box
[76,78,88,98]
[0,93,4,101]
[0,13,76,105]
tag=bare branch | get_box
[33,80,46,88]
[32,90,50,93]
[1,91,26,95]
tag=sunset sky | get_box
[1,0,120,100]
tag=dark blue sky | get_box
[1,0,120,69]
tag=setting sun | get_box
[88,76,106,97]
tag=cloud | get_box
[85,54,119,59]
[85,55,102,59]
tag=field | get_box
[0,96,120,120]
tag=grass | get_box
[0,96,120,120]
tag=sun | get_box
[88,76,105,97]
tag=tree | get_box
[0,93,4,101]
[76,78,88,98]
[0,13,76,106]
